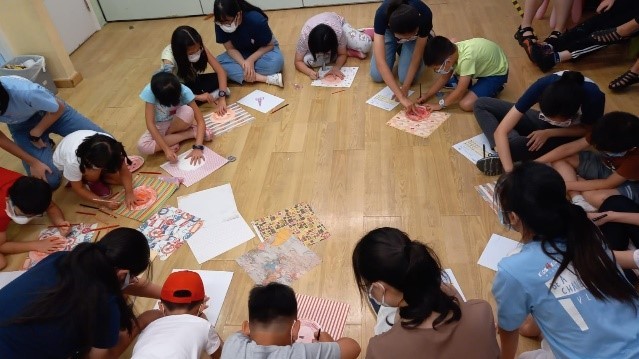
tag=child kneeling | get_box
[132,270,222,359]
[221,282,360,359]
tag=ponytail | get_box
[539,70,585,119]
[386,0,423,35]
[76,133,131,174]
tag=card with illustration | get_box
[311,66,359,88]
[452,134,497,164]
[475,181,498,214]
[160,147,229,187]
[112,175,179,222]
[236,231,321,285]
[251,202,330,246]
[204,103,255,136]
[386,108,451,138]
[138,206,204,260]
[296,294,350,339]
[23,223,98,269]
[237,90,284,113]
[366,86,415,111]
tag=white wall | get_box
[0,29,13,64]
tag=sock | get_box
[634,250,639,269]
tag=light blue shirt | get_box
[0,76,59,125]
[493,240,639,359]
[139,83,195,123]
[220,333,340,359]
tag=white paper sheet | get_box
[154,270,233,326]
[478,234,521,271]
[452,133,497,165]
[311,66,359,88]
[237,90,284,113]
[178,184,255,263]
[366,86,415,111]
[443,269,467,302]
[0,270,25,290]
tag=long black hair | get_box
[308,24,338,63]
[386,0,423,35]
[213,0,267,23]
[7,228,151,355]
[495,162,638,305]
[352,227,461,329]
[171,26,207,83]
[539,71,585,119]
[76,133,130,174]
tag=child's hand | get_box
[28,161,52,183]
[196,93,215,104]
[309,71,319,80]
[164,149,178,163]
[32,236,66,253]
[216,98,227,116]
[424,103,442,111]
[526,130,551,151]
[597,0,615,13]
[187,148,205,165]
[327,67,345,79]
[242,59,256,82]
[103,200,122,210]
[56,221,72,237]
[125,192,137,210]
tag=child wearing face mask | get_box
[161,26,229,114]
[535,111,639,212]
[294,12,373,80]
[0,169,68,269]
[132,271,222,359]
[221,282,360,359]
[213,0,284,87]
[419,36,508,112]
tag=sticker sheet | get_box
[23,223,98,269]
[112,175,179,222]
[204,103,255,136]
[251,202,330,246]
[311,66,359,88]
[160,147,229,187]
[236,230,321,285]
[475,181,498,214]
[386,110,451,138]
[138,206,204,260]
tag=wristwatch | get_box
[192,144,204,151]
[438,98,446,109]
[218,89,229,98]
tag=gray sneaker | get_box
[266,73,283,87]
[476,155,504,176]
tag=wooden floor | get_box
[2,0,639,357]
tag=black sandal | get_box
[591,28,628,45]
[476,156,504,176]
[514,26,537,46]
[609,70,639,90]
[543,30,562,44]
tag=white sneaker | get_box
[266,73,283,88]
[571,195,597,212]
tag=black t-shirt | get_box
[374,0,433,36]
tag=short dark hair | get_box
[76,134,129,174]
[150,72,182,107]
[539,71,585,119]
[8,176,52,215]
[0,81,8,115]
[423,36,456,66]
[308,24,338,63]
[161,298,204,312]
[248,283,297,325]
[591,111,639,152]
[387,2,422,35]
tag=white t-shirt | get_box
[52,130,111,182]
[132,314,221,359]
[221,332,340,359]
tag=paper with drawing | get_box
[23,223,98,269]
[138,206,204,260]
[386,108,451,138]
[251,202,330,246]
[311,66,359,88]
[237,90,284,113]
[453,134,497,164]
[160,147,229,187]
[366,86,415,111]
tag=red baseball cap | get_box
[161,271,205,304]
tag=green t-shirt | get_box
[454,38,508,78]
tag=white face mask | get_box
[220,20,238,33]
[5,199,34,225]
[121,272,131,290]
[367,283,390,307]
[188,50,202,63]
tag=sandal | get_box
[591,28,628,45]
[609,70,639,90]
[514,26,537,47]
[476,155,504,176]
[543,31,562,45]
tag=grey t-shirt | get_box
[221,333,341,359]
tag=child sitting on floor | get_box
[221,282,360,359]
[536,111,639,212]
[132,270,222,359]
[138,72,212,164]
[419,36,509,112]
[0,168,68,269]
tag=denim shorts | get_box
[577,151,639,203]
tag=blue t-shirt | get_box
[0,76,59,125]
[514,71,605,125]
[215,10,274,56]
[493,240,639,359]
[373,0,433,36]
[139,83,195,123]
[0,252,121,359]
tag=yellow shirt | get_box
[454,38,509,78]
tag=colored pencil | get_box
[139,171,162,175]
[98,209,118,219]
[47,223,80,228]
[80,204,100,210]
[88,225,119,232]
[271,104,289,114]
[76,211,96,216]
[94,231,102,242]
[92,197,119,204]
[419,83,422,98]
[331,89,346,95]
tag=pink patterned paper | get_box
[386,110,451,138]
[160,147,229,187]
[296,294,350,339]
[311,66,358,88]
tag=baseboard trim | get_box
[54,71,83,88]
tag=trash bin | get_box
[0,55,58,94]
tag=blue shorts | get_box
[469,73,508,98]
[577,151,639,203]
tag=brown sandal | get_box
[609,70,639,90]
[591,28,628,45]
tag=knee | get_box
[473,97,491,112]
[137,137,157,156]
[459,98,476,112]
[176,105,194,124]
[370,67,384,82]
[583,191,609,209]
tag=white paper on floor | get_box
[177,184,255,263]
[0,270,25,290]
[443,268,467,302]
[237,90,284,113]
[366,86,415,111]
[477,234,521,271]
[452,133,497,165]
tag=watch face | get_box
[218,90,226,97]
